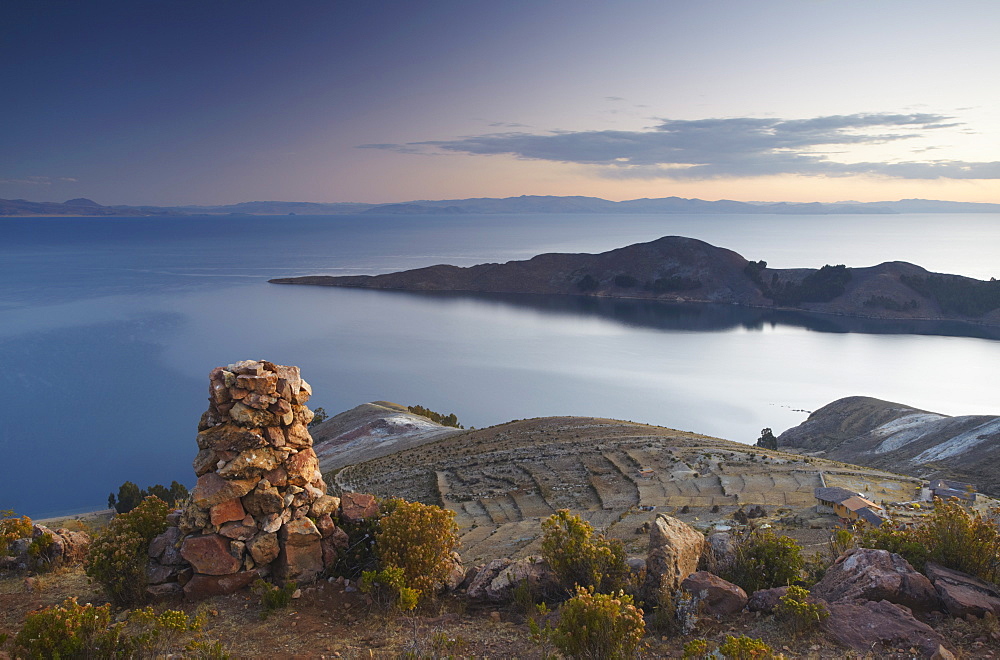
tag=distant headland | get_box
[269,235,1000,328]
[3,195,1000,217]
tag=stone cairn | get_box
[146,360,376,601]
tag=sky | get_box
[2,0,998,206]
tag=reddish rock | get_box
[219,520,257,541]
[310,495,340,518]
[284,423,312,448]
[228,359,264,375]
[682,571,748,615]
[268,399,292,416]
[270,364,301,396]
[314,513,336,538]
[264,427,285,447]
[812,548,940,612]
[196,424,266,452]
[340,492,379,523]
[191,473,257,509]
[822,599,955,658]
[747,586,790,613]
[180,534,241,575]
[247,532,280,565]
[925,562,1000,618]
[210,498,246,526]
[643,514,705,598]
[184,571,258,600]
[286,448,320,486]
[229,401,279,428]
[276,518,323,582]
[262,466,288,487]
[230,388,249,400]
[237,372,278,394]
[242,484,283,517]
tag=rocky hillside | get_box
[778,396,1000,497]
[310,401,462,472]
[269,235,1000,327]
[331,414,921,565]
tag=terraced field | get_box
[333,416,921,564]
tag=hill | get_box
[270,235,1000,328]
[778,396,1000,497]
[331,414,922,564]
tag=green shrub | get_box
[407,405,463,428]
[681,638,711,659]
[84,495,170,607]
[550,586,645,660]
[855,517,928,570]
[718,528,804,593]
[360,565,419,611]
[775,585,829,634]
[109,480,188,514]
[541,509,630,595]
[252,579,298,618]
[374,498,459,604]
[0,509,33,555]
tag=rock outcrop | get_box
[643,514,704,598]
[821,600,955,658]
[146,360,360,600]
[925,562,1000,618]
[681,571,748,615]
[811,548,940,612]
[0,524,90,571]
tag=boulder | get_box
[704,531,735,571]
[276,518,323,582]
[812,548,940,612]
[482,557,559,601]
[681,571,748,615]
[183,571,258,600]
[822,599,955,658]
[925,562,1000,618]
[340,492,379,523]
[747,586,790,613]
[149,526,182,561]
[643,514,704,597]
[180,534,241,575]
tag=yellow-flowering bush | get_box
[550,586,645,659]
[541,509,630,594]
[374,498,459,603]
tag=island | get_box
[269,235,1000,327]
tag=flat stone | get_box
[237,373,278,394]
[217,447,279,479]
[340,492,379,523]
[180,534,241,575]
[228,360,264,376]
[219,520,257,541]
[244,392,278,410]
[822,599,955,657]
[925,562,1000,618]
[229,402,280,428]
[210,498,247,526]
[280,518,321,546]
[191,473,258,509]
[196,424,266,451]
[183,571,258,601]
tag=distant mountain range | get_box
[270,235,1000,327]
[3,195,999,217]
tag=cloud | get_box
[0,175,77,185]
[361,113,1000,180]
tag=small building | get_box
[921,479,976,503]
[815,486,885,525]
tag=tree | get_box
[308,406,328,428]
[755,428,777,450]
[109,481,142,514]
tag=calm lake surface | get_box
[2,212,999,517]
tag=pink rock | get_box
[210,498,246,526]
[681,571,748,615]
[812,548,940,612]
[262,466,288,487]
[286,448,319,486]
[822,599,955,657]
[314,513,336,538]
[925,562,1000,618]
[180,534,241,575]
[183,571,258,600]
[747,586,790,613]
[340,492,379,523]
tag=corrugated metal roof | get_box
[814,486,857,503]
[840,495,880,512]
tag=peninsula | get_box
[269,235,1000,327]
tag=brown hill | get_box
[270,236,1000,327]
[778,396,1000,497]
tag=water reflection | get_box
[373,290,1000,341]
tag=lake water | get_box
[2,212,999,518]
